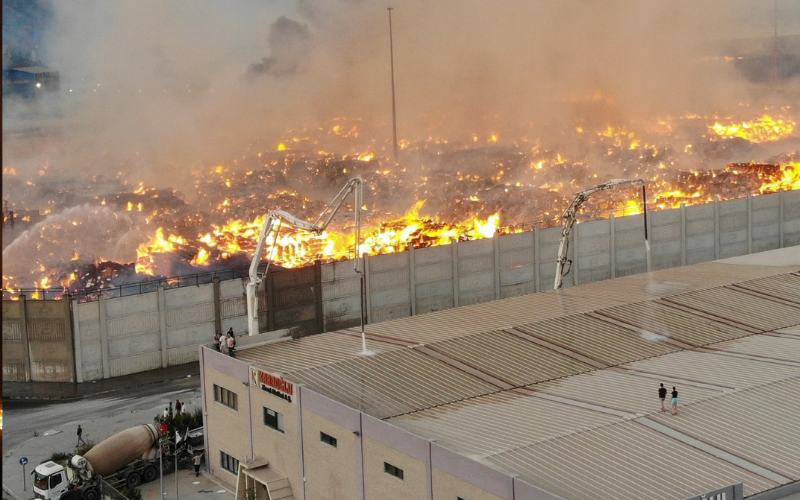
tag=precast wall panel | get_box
[105,292,162,377]
[574,218,611,285]
[322,259,362,331]
[649,209,683,271]
[164,283,215,365]
[457,238,496,306]
[685,203,716,264]
[784,189,800,246]
[74,300,102,381]
[2,299,28,381]
[536,226,565,289]
[751,193,781,252]
[26,298,74,382]
[367,252,411,324]
[218,278,247,336]
[614,213,649,277]
[718,197,749,258]
[498,231,536,298]
[414,244,455,313]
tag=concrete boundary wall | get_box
[1,297,74,382]
[5,190,799,383]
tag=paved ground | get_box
[2,362,235,500]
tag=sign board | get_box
[19,457,28,465]
[251,367,295,403]
[684,483,743,500]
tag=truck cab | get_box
[33,461,69,500]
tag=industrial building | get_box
[199,247,800,500]
[2,65,59,98]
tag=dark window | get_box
[220,451,239,474]
[50,474,62,488]
[263,406,285,432]
[320,432,337,447]
[213,384,238,411]
[384,462,404,480]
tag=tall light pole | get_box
[388,7,399,162]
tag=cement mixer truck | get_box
[32,423,204,500]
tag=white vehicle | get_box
[33,423,199,500]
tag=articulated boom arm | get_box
[554,178,645,290]
[246,178,364,336]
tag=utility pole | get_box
[388,7,399,162]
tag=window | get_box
[384,462,404,480]
[263,406,284,432]
[320,432,337,448]
[49,474,62,488]
[220,451,239,474]
[213,384,238,411]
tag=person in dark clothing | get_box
[76,424,85,446]
[671,387,679,415]
[175,400,182,413]
[658,383,667,412]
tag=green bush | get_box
[49,451,71,465]
[75,440,96,456]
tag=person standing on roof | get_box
[658,383,667,412]
[213,331,222,352]
[226,332,236,357]
[671,386,679,415]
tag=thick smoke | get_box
[3,0,796,187]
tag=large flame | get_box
[709,115,796,143]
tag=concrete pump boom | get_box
[554,178,646,290]
[246,178,364,336]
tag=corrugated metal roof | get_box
[513,314,680,366]
[483,419,780,500]
[621,349,800,390]
[387,390,621,457]
[662,286,800,331]
[647,377,800,482]
[531,369,724,416]
[234,257,800,499]
[420,329,595,387]
[235,332,405,373]
[285,348,501,419]
[594,300,757,347]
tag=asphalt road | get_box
[2,376,214,500]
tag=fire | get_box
[709,115,796,143]
[758,162,800,194]
[135,228,189,275]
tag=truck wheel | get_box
[127,471,142,488]
[82,487,99,500]
[142,465,159,483]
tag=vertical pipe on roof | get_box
[363,254,371,325]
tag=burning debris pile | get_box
[2,108,799,298]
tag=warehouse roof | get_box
[236,249,800,499]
